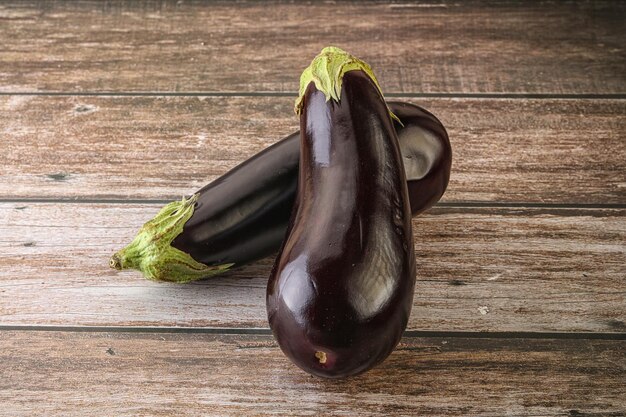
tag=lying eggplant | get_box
[110,98,450,284]
[267,47,416,378]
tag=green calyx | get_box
[294,46,400,124]
[110,194,233,283]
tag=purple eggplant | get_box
[267,47,416,378]
[110,91,449,283]
[110,101,450,283]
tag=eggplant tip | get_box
[109,254,122,270]
[315,351,327,364]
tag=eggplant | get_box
[110,97,450,284]
[267,47,416,378]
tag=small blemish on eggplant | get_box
[46,173,69,181]
[315,351,327,364]
[23,242,35,247]
[448,279,466,286]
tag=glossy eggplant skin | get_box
[171,101,449,268]
[391,101,452,216]
[266,71,416,378]
[172,133,300,267]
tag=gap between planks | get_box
[1,199,625,210]
[1,92,626,99]
[0,325,625,340]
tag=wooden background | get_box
[1,1,624,416]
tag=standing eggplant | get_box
[110,96,450,284]
[267,47,416,378]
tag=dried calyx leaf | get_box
[110,194,232,283]
[294,46,400,124]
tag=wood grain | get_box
[2,96,625,203]
[0,1,624,94]
[1,203,624,332]
[3,2,625,414]
[1,331,624,416]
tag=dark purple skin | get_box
[266,71,417,378]
[391,102,452,217]
[171,102,450,270]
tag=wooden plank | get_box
[2,96,624,203]
[1,203,624,332]
[0,331,624,416]
[0,1,624,94]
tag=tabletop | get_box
[1,1,625,416]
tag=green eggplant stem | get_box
[294,46,401,125]
[110,194,233,283]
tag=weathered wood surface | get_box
[1,331,624,417]
[2,96,625,203]
[2,203,624,332]
[1,1,624,94]
[2,1,625,414]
